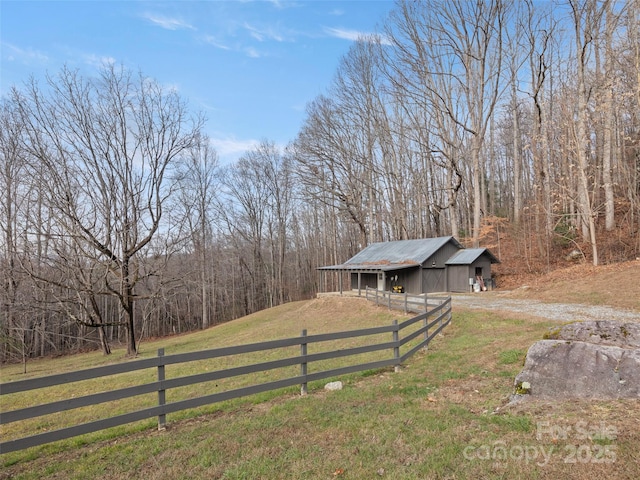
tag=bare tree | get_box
[505,3,527,227]
[598,1,623,232]
[218,147,272,314]
[258,141,294,306]
[175,135,220,329]
[0,97,27,362]
[522,0,556,257]
[627,0,640,248]
[387,0,508,246]
[16,64,202,355]
[568,0,603,265]
[383,13,469,240]
[293,94,372,247]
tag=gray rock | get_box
[512,320,640,402]
[324,381,343,391]
[545,320,640,348]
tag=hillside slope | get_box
[502,258,640,311]
[0,296,410,381]
[3,288,638,479]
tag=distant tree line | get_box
[1,0,639,362]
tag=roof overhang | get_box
[318,262,419,272]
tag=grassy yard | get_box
[1,297,639,479]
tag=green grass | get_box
[498,349,526,365]
[2,299,639,479]
[1,298,416,452]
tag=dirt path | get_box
[451,293,640,323]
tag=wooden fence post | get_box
[300,330,308,396]
[424,314,429,347]
[157,348,166,430]
[392,320,400,373]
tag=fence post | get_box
[392,320,400,373]
[441,297,450,326]
[300,330,308,396]
[423,314,429,349]
[157,348,166,430]
[404,292,408,314]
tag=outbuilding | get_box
[445,248,500,292]
[318,236,500,295]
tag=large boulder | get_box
[512,321,640,401]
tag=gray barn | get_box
[318,236,499,294]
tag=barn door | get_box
[423,268,445,293]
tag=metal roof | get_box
[445,248,500,265]
[319,236,463,271]
[317,262,418,272]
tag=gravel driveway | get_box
[451,293,640,323]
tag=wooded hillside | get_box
[1,0,639,360]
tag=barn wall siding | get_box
[471,259,492,279]
[425,242,462,268]
[447,265,472,292]
[398,270,421,293]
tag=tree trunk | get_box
[512,78,522,226]
[571,0,599,265]
[98,325,111,355]
[602,2,616,231]
[472,141,483,247]
[123,264,137,356]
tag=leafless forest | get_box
[1,0,639,361]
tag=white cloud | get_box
[243,23,285,42]
[324,26,362,41]
[1,42,49,65]
[244,47,262,58]
[141,13,195,31]
[211,136,259,157]
[82,53,116,69]
[324,27,391,45]
[201,35,231,51]
[268,0,285,8]
[210,136,289,165]
[162,82,180,93]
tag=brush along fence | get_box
[0,296,451,454]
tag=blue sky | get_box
[1,0,394,163]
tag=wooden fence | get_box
[365,286,446,314]
[0,296,451,454]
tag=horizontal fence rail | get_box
[0,296,451,454]
[364,287,449,314]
